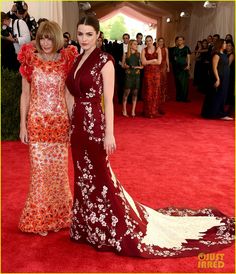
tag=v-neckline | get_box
[73,47,98,80]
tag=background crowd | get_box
[1,1,235,120]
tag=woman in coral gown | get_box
[66,15,234,258]
[18,21,78,236]
[141,35,162,118]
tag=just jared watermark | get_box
[198,252,225,268]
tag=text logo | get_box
[198,253,225,268]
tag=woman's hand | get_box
[184,65,190,70]
[214,79,220,88]
[19,125,29,144]
[104,134,116,155]
[166,66,170,72]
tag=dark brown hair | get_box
[212,39,225,56]
[1,12,10,24]
[77,15,100,33]
[158,37,166,47]
[145,35,153,41]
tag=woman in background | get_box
[157,37,170,114]
[225,39,235,116]
[18,21,78,236]
[141,35,162,118]
[225,34,233,42]
[193,40,203,88]
[97,35,106,52]
[172,36,191,102]
[122,39,143,117]
[201,39,232,120]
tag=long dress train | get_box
[66,48,234,258]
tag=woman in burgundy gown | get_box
[141,35,162,118]
[158,37,170,114]
[66,15,234,258]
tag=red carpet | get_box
[1,82,235,273]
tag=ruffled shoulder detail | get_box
[18,43,36,82]
[61,45,79,74]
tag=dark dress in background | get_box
[124,53,141,90]
[114,43,125,104]
[226,52,235,111]
[193,52,202,87]
[173,46,191,101]
[201,53,230,118]
[65,47,234,258]
[196,50,211,93]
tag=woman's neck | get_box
[147,45,155,50]
[83,46,96,57]
[42,52,58,61]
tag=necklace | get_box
[41,53,58,62]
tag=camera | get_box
[14,1,26,14]
[29,16,38,39]
[1,25,15,38]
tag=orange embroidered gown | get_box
[18,43,78,233]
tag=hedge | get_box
[1,68,22,140]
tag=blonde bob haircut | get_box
[126,39,138,59]
[35,21,64,53]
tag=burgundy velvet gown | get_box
[66,47,234,258]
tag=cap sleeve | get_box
[17,43,35,83]
[100,52,115,70]
[61,45,79,74]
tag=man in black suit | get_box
[63,31,81,53]
[115,33,130,104]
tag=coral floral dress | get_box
[66,47,234,258]
[18,43,78,233]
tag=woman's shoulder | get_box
[227,52,234,58]
[18,42,36,82]
[99,49,115,64]
[18,42,36,66]
[22,42,36,52]
[18,42,36,58]
[184,45,191,52]
[60,45,79,60]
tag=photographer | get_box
[1,12,17,70]
[7,1,38,40]
[1,11,30,66]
